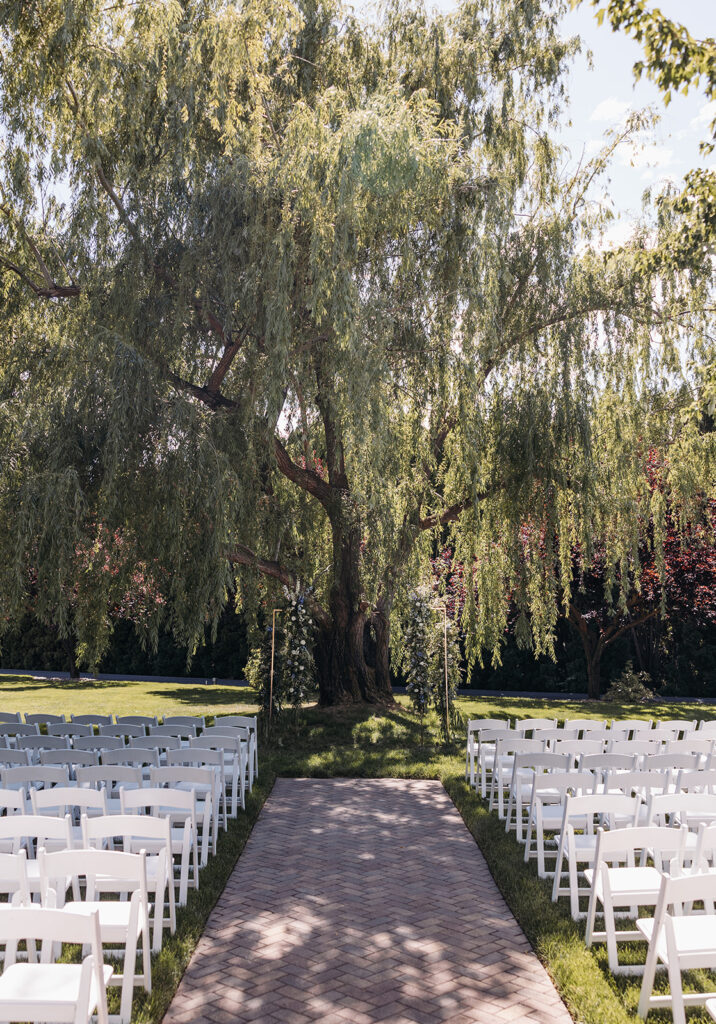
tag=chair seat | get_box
[584,865,663,902]
[638,914,716,964]
[0,961,113,1017]
[63,901,146,940]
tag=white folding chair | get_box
[0,712,22,724]
[40,749,100,777]
[464,719,509,787]
[0,814,73,896]
[523,771,595,878]
[568,719,607,737]
[668,737,715,764]
[504,752,571,843]
[81,814,174,953]
[646,792,716,854]
[190,735,246,814]
[150,724,197,740]
[2,766,70,801]
[120,787,197,905]
[698,720,716,734]
[39,847,151,1024]
[150,765,217,861]
[163,715,205,732]
[167,748,229,830]
[551,793,641,918]
[0,905,111,1024]
[17,735,71,760]
[642,752,702,778]
[613,719,653,738]
[489,737,543,818]
[0,723,39,742]
[656,719,697,739]
[537,728,579,750]
[31,787,108,847]
[200,725,254,789]
[131,735,181,754]
[553,739,604,760]
[602,770,671,825]
[215,715,258,775]
[607,739,665,758]
[677,769,716,795]
[472,727,511,799]
[637,869,716,1024]
[584,824,688,974]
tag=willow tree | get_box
[0,0,713,704]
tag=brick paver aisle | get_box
[163,779,572,1024]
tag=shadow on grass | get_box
[149,685,261,707]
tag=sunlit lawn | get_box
[1,674,715,1023]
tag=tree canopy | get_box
[0,0,713,704]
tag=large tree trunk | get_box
[314,515,394,705]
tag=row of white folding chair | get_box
[0,710,206,727]
[40,846,152,1023]
[0,904,112,1024]
[579,824,716,1024]
[552,790,716,920]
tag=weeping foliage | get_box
[0,0,713,686]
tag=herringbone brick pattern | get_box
[162,778,572,1024]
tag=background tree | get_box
[0,0,713,705]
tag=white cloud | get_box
[590,98,631,123]
[690,99,716,132]
[620,142,673,170]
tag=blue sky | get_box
[556,1,714,244]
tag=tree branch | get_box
[229,543,330,628]
[272,436,334,508]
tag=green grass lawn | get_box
[2,674,715,1023]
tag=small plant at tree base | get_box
[603,661,655,704]
[429,610,463,744]
[402,588,433,744]
[282,584,316,729]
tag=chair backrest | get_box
[466,718,510,738]
[30,785,108,817]
[562,792,641,831]
[39,845,148,903]
[150,723,197,738]
[668,738,714,757]
[602,769,670,799]
[0,712,22,724]
[494,736,544,757]
[163,715,206,731]
[76,764,144,792]
[567,719,607,734]
[642,752,701,773]
[201,724,250,740]
[216,715,256,731]
[73,734,124,752]
[24,713,65,726]
[694,822,716,866]
[655,719,697,738]
[513,718,557,734]
[17,735,70,752]
[100,746,160,767]
[0,748,32,767]
[0,722,39,737]
[647,791,716,828]
[607,739,663,756]
[131,734,181,751]
[698,720,716,734]
[532,770,595,797]
[512,752,571,774]
[99,723,146,739]
[1,765,70,790]
[0,812,73,855]
[81,811,172,850]
[120,785,196,819]
[71,713,113,726]
[116,715,157,728]
[613,719,653,736]
[190,734,243,755]
[649,728,679,744]
[539,728,579,746]
[676,769,716,794]
[39,748,100,768]
[150,765,217,791]
[593,822,688,871]
[553,739,604,758]
[47,722,92,737]
[167,747,224,769]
